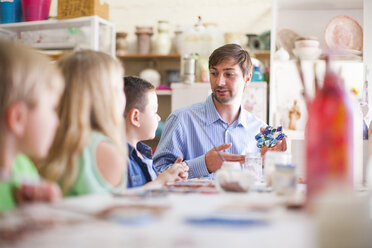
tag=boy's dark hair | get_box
[209,44,253,76]
[124,76,155,117]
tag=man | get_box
[153,44,286,178]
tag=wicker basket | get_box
[58,0,109,20]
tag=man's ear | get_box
[6,101,28,137]
[244,72,252,88]
[128,108,141,128]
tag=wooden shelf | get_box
[39,50,71,61]
[118,54,180,59]
[156,89,171,95]
[251,50,270,58]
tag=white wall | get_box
[106,0,272,52]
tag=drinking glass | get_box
[243,152,262,181]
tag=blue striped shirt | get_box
[153,94,266,178]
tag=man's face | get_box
[209,59,251,105]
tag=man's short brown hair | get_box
[209,44,253,76]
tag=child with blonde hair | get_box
[39,50,127,196]
[124,76,188,188]
[0,40,64,212]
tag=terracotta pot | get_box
[135,26,153,54]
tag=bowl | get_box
[295,39,320,48]
[293,47,322,60]
[215,162,255,193]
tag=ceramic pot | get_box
[136,26,153,54]
[116,32,128,56]
[153,20,171,55]
[246,33,262,51]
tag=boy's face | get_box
[138,90,161,141]
[20,90,60,159]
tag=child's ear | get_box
[128,108,141,128]
[6,101,28,137]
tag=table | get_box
[0,182,319,248]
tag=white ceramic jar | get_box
[139,68,161,88]
[153,20,172,55]
[264,151,292,186]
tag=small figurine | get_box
[288,100,301,130]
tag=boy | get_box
[0,40,63,212]
[124,76,188,188]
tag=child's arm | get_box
[13,180,61,204]
[96,141,126,187]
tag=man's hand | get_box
[259,127,288,157]
[205,143,245,173]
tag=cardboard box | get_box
[58,0,109,20]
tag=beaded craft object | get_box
[255,126,285,148]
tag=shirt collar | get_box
[204,94,250,128]
[128,142,153,159]
[205,94,222,126]
[237,108,252,128]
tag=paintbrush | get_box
[189,110,225,162]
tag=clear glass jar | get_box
[272,164,296,195]
[243,152,262,181]
[264,151,292,186]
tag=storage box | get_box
[58,0,109,20]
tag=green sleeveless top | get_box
[65,131,126,196]
[0,154,39,212]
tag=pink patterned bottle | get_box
[306,58,354,205]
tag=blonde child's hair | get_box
[0,39,64,135]
[39,50,127,193]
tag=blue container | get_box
[0,0,22,24]
[251,66,264,82]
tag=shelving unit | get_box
[269,0,370,186]
[156,90,172,96]
[269,0,365,130]
[118,54,181,86]
[119,54,180,59]
[0,16,115,56]
[251,50,271,67]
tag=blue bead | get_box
[263,129,271,135]
[269,139,277,148]
[255,133,263,141]
[277,126,282,132]
[265,134,273,140]
[256,138,264,148]
[276,133,285,140]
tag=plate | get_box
[325,16,363,51]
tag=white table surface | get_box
[0,184,319,248]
